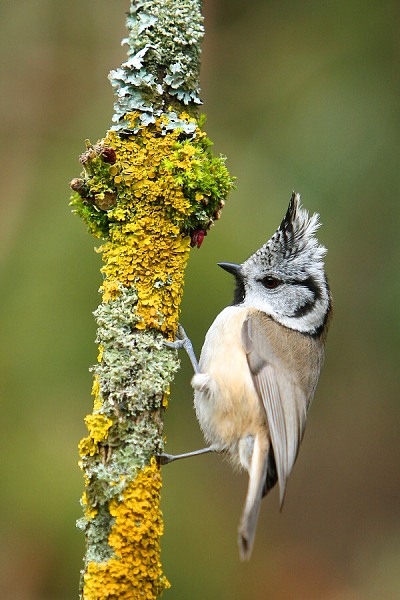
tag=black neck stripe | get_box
[291,275,321,318]
[232,276,245,305]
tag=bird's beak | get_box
[217,262,242,278]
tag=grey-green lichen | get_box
[77,505,114,565]
[109,0,204,132]
[73,1,234,596]
[78,284,179,566]
[94,285,179,413]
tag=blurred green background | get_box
[0,1,399,598]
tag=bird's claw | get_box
[164,324,190,350]
[156,453,174,465]
[164,324,200,373]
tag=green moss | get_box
[70,143,119,239]
[164,133,234,233]
[70,117,234,241]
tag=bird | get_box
[161,192,332,560]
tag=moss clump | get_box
[70,112,234,242]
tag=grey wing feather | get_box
[242,313,308,505]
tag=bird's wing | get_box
[241,311,308,505]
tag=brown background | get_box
[0,1,399,598]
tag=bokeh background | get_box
[0,1,399,598]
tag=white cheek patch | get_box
[242,281,329,335]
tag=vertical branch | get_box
[70,1,233,598]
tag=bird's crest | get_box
[243,192,327,279]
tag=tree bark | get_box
[70,1,233,598]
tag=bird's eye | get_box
[262,276,280,289]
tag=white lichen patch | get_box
[109,0,204,131]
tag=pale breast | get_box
[191,306,266,455]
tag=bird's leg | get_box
[161,324,210,465]
[164,324,200,374]
[157,445,218,465]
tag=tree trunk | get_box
[70,1,233,598]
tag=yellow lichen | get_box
[73,109,232,598]
[82,491,98,520]
[97,345,104,363]
[82,460,170,600]
[100,210,190,335]
[92,375,103,411]
[91,119,195,335]
[79,414,113,457]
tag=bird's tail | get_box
[238,434,269,560]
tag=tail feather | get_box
[263,445,278,498]
[238,434,269,560]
